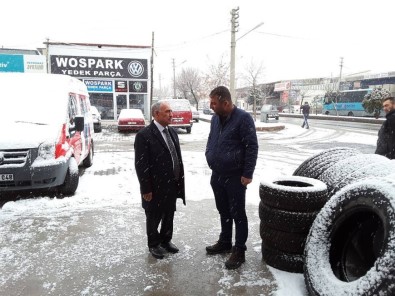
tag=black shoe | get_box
[149,245,166,259]
[225,247,245,269]
[206,241,232,255]
[161,241,179,253]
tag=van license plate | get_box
[0,174,13,181]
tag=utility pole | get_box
[338,57,343,91]
[45,38,50,74]
[230,7,239,103]
[172,58,176,99]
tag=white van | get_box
[0,73,94,196]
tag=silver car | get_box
[191,106,200,122]
[91,106,102,132]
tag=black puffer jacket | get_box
[375,109,395,159]
[205,107,258,178]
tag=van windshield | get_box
[1,80,69,125]
[168,100,191,111]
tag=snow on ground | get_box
[0,120,378,295]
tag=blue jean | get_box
[302,114,309,128]
[210,173,248,250]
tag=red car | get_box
[117,109,146,132]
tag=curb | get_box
[199,116,285,132]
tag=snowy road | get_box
[0,119,378,296]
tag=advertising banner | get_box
[0,55,24,72]
[51,55,148,79]
[84,80,114,92]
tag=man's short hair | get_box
[209,86,231,102]
[383,96,395,104]
[151,101,163,115]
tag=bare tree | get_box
[176,67,203,106]
[202,54,230,92]
[242,59,265,120]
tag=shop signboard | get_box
[50,55,148,79]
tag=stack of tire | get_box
[291,147,395,295]
[304,175,395,295]
[259,175,328,273]
[259,146,395,275]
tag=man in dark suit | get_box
[134,101,186,259]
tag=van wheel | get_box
[83,142,94,168]
[186,127,191,133]
[304,176,395,296]
[58,157,79,196]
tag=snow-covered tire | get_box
[260,222,307,254]
[318,154,395,195]
[259,200,318,233]
[293,147,361,179]
[304,176,395,296]
[261,242,304,273]
[58,157,79,196]
[260,176,328,212]
[82,142,94,168]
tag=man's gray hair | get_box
[151,100,169,115]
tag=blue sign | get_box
[84,80,113,92]
[0,54,24,72]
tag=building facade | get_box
[46,42,152,120]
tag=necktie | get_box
[163,128,180,180]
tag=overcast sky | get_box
[2,0,395,87]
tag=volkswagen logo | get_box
[0,152,4,165]
[127,61,144,77]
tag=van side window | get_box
[69,94,78,125]
[79,95,88,114]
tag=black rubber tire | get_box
[261,242,304,273]
[304,176,395,296]
[260,221,307,254]
[293,147,361,179]
[260,175,328,212]
[82,142,94,168]
[58,157,79,196]
[318,153,395,195]
[259,200,318,233]
[186,127,192,133]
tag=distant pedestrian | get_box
[205,86,259,269]
[375,96,395,159]
[134,101,186,259]
[301,101,310,129]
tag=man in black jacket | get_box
[300,101,310,129]
[375,96,395,159]
[205,86,258,269]
[134,101,186,259]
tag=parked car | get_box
[191,106,200,122]
[203,107,215,115]
[163,99,193,133]
[91,106,102,132]
[117,108,146,132]
[0,72,95,196]
[260,104,279,120]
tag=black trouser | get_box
[210,173,248,250]
[145,204,175,248]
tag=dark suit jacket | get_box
[134,120,186,211]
